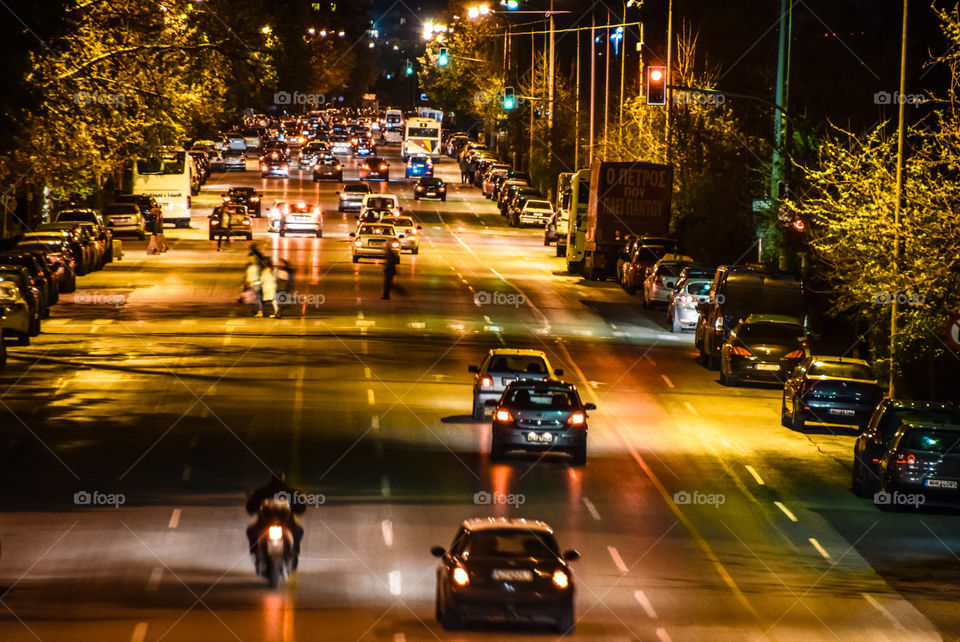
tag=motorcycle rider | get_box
[245,470,306,567]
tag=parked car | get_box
[876,420,960,507]
[430,518,579,633]
[853,400,959,498]
[468,348,563,420]
[781,356,883,431]
[17,236,77,293]
[482,164,511,198]
[113,195,162,231]
[102,203,146,240]
[621,237,679,294]
[666,268,712,333]
[0,280,31,346]
[0,266,41,339]
[641,255,699,308]
[514,199,554,227]
[0,252,55,311]
[719,314,808,386]
[34,225,94,275]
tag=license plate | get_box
[829,408,856,416]
[114,217,130,223]
[527,431,553,444]
[492,569,533,582]
[369,240,385,246]
[501,377,516,386]
[756,363,780,371]
[925,479,958,489]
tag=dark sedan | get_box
[720,314,807,386]
[222,187,262,217]
[488,380,594,465]
[431,518,579,633]
[414,176,447,201]
[781,357,884,430]
[360,157,389,181]
[877,421,960,507]
[259,153,290,178]
[312,155,342,182]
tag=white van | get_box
[360,193,401,217]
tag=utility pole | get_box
[589,14,595,163]
[619,2,627,149]
[529,30,535,169]
[548,0,555,168]
[664,0,673,151]
[604,9,611,151]
[772,0,789,268]
[575,24,580,169]
[890,0,909,397]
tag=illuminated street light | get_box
[337,30,345,37]
[368,42,375,48]
[319,30,327,37]
[307,27,315,35]
[261,25,272,35]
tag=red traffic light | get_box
[646,66,666,105]
[650,69,663,82]
[791,218,805,232]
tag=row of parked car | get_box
[0,208,119,367]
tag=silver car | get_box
[468,349,563,420]
[641,255,697,308]
[102,203,146,240]
[350,223,402,262]
[0,281,30,344]
[667,275,712,333]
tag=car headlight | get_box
[452,567,469,586]
[552,569,569,589]
[495,409,513,422]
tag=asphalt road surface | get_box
[0,146,956,642]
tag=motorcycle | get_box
[253,499,297,588]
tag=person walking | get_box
[261,258,280,318]
[381,246,399,300]
[244,255,263,317]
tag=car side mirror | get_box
[335,192,340,196]
[349,232,356,237]
[354,215,359,219]
[553,369,564,377]
[584,403,596,410]
[430,546,446,558]
[417,225,423,230]
[397,234,405,239]
[398,206,403,211]
[563,550,580,562]
[484,399,499,407]
[468,365,479,373]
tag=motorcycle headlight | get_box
[268,525,283,541]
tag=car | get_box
[853,400,959,498]
[298,141,328,168]
[222,149,247,171]
[781,356,884,431]
[208,205,252,241]
[482,164,511,198]
[224,134,246,152]
[329,135,353,156]
[405,155,433,178]
[360,194,400,217]
[0,280,31,346]
[353,139,376,156]
[34,225,95,276]
[338,183,372,212]
[222,187,262,217]
[488,379,594,465]
[260,153,290,178]
[188,151,211,184]
[113,195,161,231]
[16,236,77,293]
[102,203,146,240]
[876,421,960,507]
[515,199,554,227]
[0,267,41,340]
[641,255,699,308]
[349,223,402,263]
[414,176,446,201]
[621,237,680,294]
[311,154,343,182]
[54,209,113,260]
[468,349,563,420]
[430,518,579,633]
[666,269,712,332]
[260,140,289,162]
[4,248,59,306]
[719,314,808,386]
[356,209,391,227]
[379,216,421,253]
[360,157,390,181]
[277,202,322,238]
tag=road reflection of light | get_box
[490,462,513,518]
[262,590,294,642]
[566,466,583,510]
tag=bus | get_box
[416,107,443,123]
[564,168,591,274]
[402,117,442,160]
[131,148,196,228]
[383,108,403,145]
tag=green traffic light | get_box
[438,48,449,67]
[405,65,413,75]
[503,98,514,110]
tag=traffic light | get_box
[503,87,515,110]
[646,65,666,105]
[437,48,449,67]
[504,0,519,8]
[405,60,414,75]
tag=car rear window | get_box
[737,323,803,342]
[902,428,960,454]
[383,217,413,227]
[467,530,559,557]
[506,388,577,409]
[807,362,876,380]
[359,225,395,236]
[487,355,548,374]
[686,281,711,296]
[526,200,552,209]
[104,205,139,215]
[344,185,369,193]
[365,197,396,209]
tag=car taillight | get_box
[567,412,585,425]
[340,194,346,200]
[480,376,493,388]
[731,346,752,357]
[336,164,342,170]
[211,220,219,226]
[495,409,513,422]
[678,294,693,303]
[380,164,387,170]
[222,197,230,201]
[714,317,724,331]
[784,349,804,359]
[552,570,569,589]
[282,164,289,170]
[895,452,916,465]
[260,164,267,171]
[452,567,469,586]
[406,162,412,168]
[654,276,663,285]
[250,197,260,202]
[268,525,283,540]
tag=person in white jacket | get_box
[260,259,280,318]
[245,257,263,317]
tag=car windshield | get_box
[902,428,960,454]
[487,355,548,374]
[230,189,253,196]
[724,274,803,317]
[807,362,876,380]
[467,530,559,558]
[136,151,186,175]
[359,225,395,236]
[737,323,803,342]
[507,387,577,409]
[57,212,94,222]
[365,197,395,209]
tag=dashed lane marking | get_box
[660,374,675,388]
[634,590,658,618]
[130,622,148,642]
[774,501,798,522]
[146,567,162,591]
[809,537,831,559]
[607,546,629,573]
[744,465,765,486]
[582,497,601,520]
[168,509,181,529]
[382,519,394,547]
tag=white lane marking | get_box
[200,406,209,418]
[644,354,656,366]
[684,401,699,416]
[809,537,831,560]
[358,311,364,320]
[131,622,148,642]
[774,501,799,522]
[371,415,380,430]
[189,436,199,448]
[381,475,391,497]
[381,519,394,547]
[222,327,233,346]
[862,593,905,630]
[368,389,375,405]
[374,441,383,459]
[582,497,601,520]
[607,546,629,573]
[656,628,672,642]
[634,590,658,618]
[146,567,163,591]
[360,326,368,335]
[361,339,369,354]
[388,570,402,595]
[182,466,191,481]
[168,509,181,529]
[393,634,406,642]
[744,465,765,486]
[364,367,372,379]
[660,374,675,388]
[408,321,425,329]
